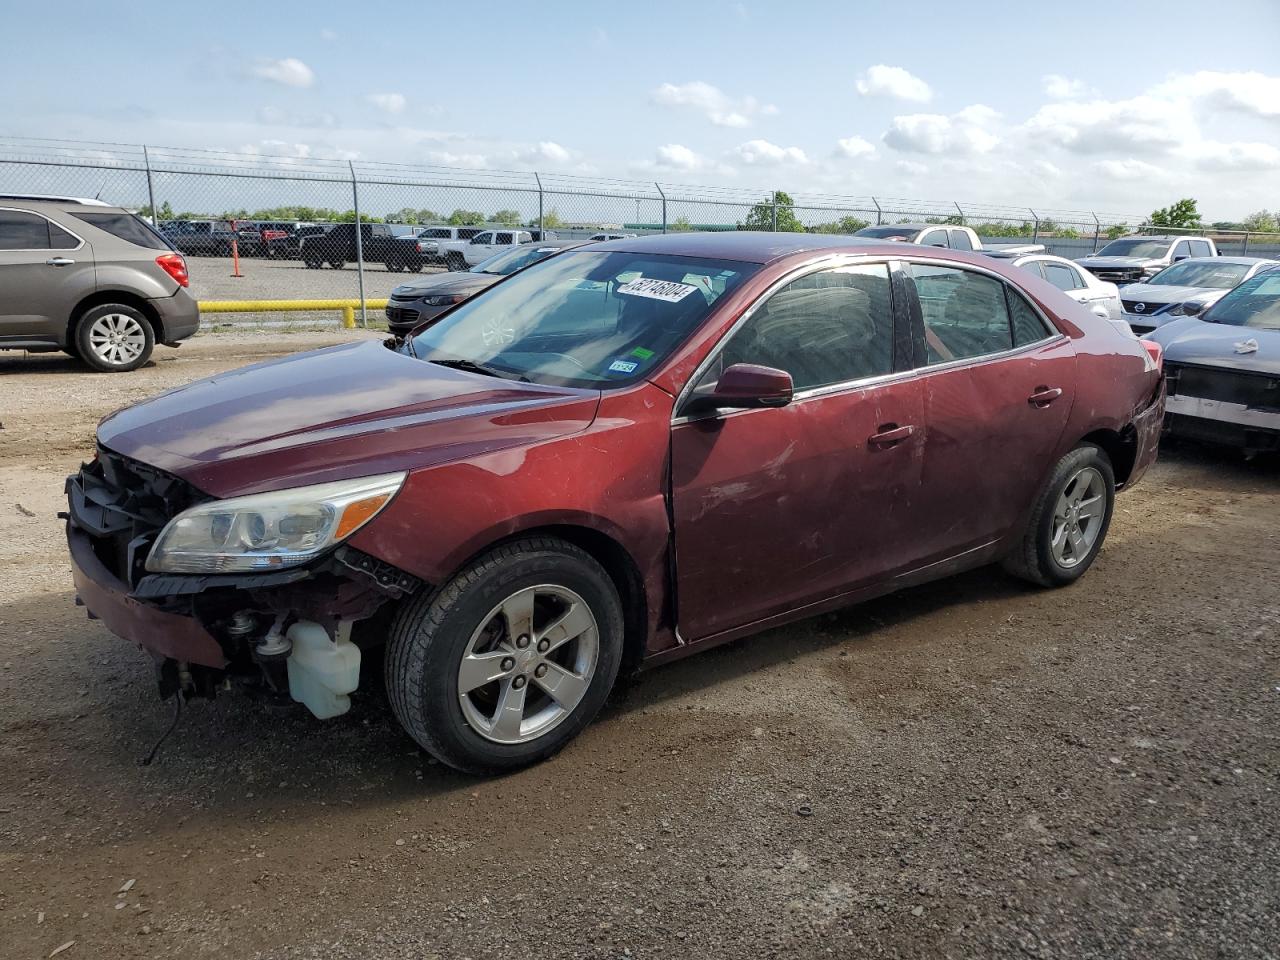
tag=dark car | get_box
[299,222,422,270]
[162,219,237,257]
[1145,266,1280,454]
[65,232,1163,774]
[385,239,586,335]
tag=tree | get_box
[813,214,869,235]
[447,208,486,226]
[1148,198,1201,229]
[669,215,693,232]
[1241,209,1278,234]
[738,190,804,232]
[137,200,175,221]
[490,209,522,227]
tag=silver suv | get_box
[0,195,200,372]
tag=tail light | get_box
[156,252,189,288]
[1141,338,1163,373]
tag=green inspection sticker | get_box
[630,347,655,360]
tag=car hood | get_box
[1117,284,1228,306]
[1077,256,1156,268]
[391,271,497,298]
[97,340,600,498]
[1148,319,1280,375]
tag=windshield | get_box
[1148,261,1248,289]
[1096,238,1173,258]
[470,244,562,276]
[1204,271,1280,330]
[409,251,758,387]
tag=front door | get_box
[671,262,924,641]
[0,208,91,342]
[903,261,1076,563]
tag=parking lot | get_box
[185,255,446,306]
[0,330,1275,958]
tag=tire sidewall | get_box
[1034,445,1116,585]
[395,545,623,773]
[75,304,155,373]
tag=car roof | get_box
[1169,255,1277,266]
[532,239,589,249]
[0,193,117,208]
[587,230,886,264]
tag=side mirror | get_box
[686,363,794,415]
[1181,300,1207,318]
[1172,255,1188,263]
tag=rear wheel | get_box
[385,537,624,775]
[385,261,404,272]
[74,304,155,372]
[446,253,466,271]
[1003,444,1115,587]
[328,259,345,269]
[304,257,322,269]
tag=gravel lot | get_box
[186,255,446,305]
[1,332,1277,960]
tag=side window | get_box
[471,232,493,245]
[919,229,950,248]
[494,232,514,246]
[1007,289,1053,346]
[910,264,1012,364]
[0,210,53,249]
[1043,262,1082,292]
[1189,239,1212,257]
[1171,240,1189,260]
[707,264,894,392]
[949,229,974,251]
[1018,260,1047,281]
[48,221,80,249]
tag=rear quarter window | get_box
[71,212,172,250]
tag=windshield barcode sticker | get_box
[617,278,698,303]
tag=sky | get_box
[2,0,1279,220]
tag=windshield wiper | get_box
[428,357,529,382]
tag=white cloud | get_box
[366,93,406,115]
[883,105,1000,155]
[655,143,706,170]
[1154,70,1280,119]
[424,150,488,169]
[1183,140,1280,171]
[319,28,337,41]
[1094,158,1165,181]
[251,57,315,89]
[856,65,932,103]
[835,135,875,159]
[734,139,808,165]
[651,81,775,127]
[1024,96,1196,155]
[1042,75,1091,99]
[515,141,573,165]
[895,160,928,176]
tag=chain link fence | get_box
[3,136,1277,327]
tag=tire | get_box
[74,303,155,373]
[1002,443,1116,587]
[407,262,423,273]
[385,261,403,272]
[304,257,322,269]
[385,537,624,775]
[446,253,466,271]
[328,259,345,270]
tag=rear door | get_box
[671,260,924,640]
[0,207,92,343]
[903,260,1076,563]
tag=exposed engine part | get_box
[285,620,361,719]
[225,611,258,643]
[255,616,292,659]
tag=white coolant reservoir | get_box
[286,621,361,719]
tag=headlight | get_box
[146,473,405,574]
[1167,303,1185,316]
[424,293,467,306]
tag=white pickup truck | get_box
[438,229,535,269]
[854,223,1044,255]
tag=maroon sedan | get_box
[65,232,1164,774]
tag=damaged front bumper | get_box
[65,447,422,712]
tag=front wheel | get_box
[304,257,322,269]
[1003,444,1115,587]
[385,260,403,272]
[385,537,624,775]
[74,304,155,372]
[328,259,345,269]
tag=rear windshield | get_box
[854,226,917,239]
[422,228,452,238]
[1096,238,1173,258]
[409,251,759,388]
[71,212,173,250]
[1205,272,1280,330]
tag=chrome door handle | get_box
[868,423,915,448]
[1028,386,1063,407]
[45,257,76,266]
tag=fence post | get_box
[771,191,778,232]
[142,144,158,226]
[655,182,667,234]
[349,160,367,328]
[1029,208,1040,245]
[1092,212,1101,253]
[872,197,882,226]
[534,172,544,235]
[1243,231,1250,254]
[954,201,964,224]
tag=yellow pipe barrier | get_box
[199,299,389,329]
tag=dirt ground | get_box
[1,332,1277,960]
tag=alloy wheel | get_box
[87,313,147,367]
[457,584,599,745]
[1051,466,1106,568]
